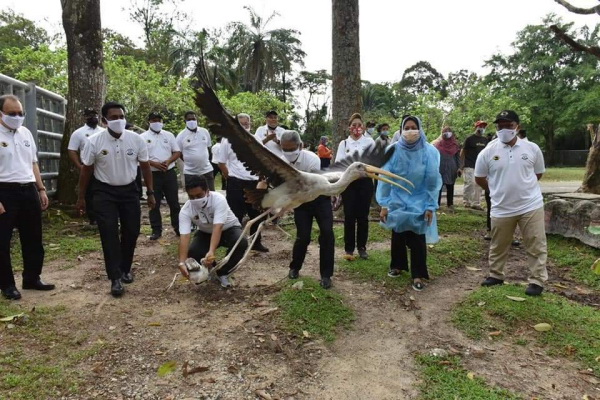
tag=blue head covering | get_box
[398,115,428,151]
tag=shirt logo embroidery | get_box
[85,134,89,137]
[23,140,30,147]
[147,139,152,143]
[1,142,7,147]
[101,149,108,155]
[126,149,134,156]
[493,155,500,161]
[187,139,191,143]
[163,139,168,143]
[521,154,529,160]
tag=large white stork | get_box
[193,64,414,273]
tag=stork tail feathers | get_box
[244,188,268,210]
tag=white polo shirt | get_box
[179,191,241,235]
[391,130,401,144]
[215,137,258,181]
[176,127,213,175]
[140,129,180,171]
[0,124,37,183]
[67,124,103,152]
[254,125,285,157]
[281,149,321,173]
[474,138,545,218]
[335,135,375,162]
[81,129,149,186]
[211,142,220,164]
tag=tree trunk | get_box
[331,0,362,145]
[544,128,556,166]
[57,0,105,204]
[580,126,600,193]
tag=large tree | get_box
[551,0,600,193]
[57,0,105,204]
[331,0,362,144]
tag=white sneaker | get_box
[217,275,232,288]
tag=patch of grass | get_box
[542,167,585,182]
[437,208,486,234]
[274,277,355,342]
[281,220,391,246]
[416,355,522,400]
[452,285,600,372]
[547,235,600,290]
[10,209,102,271]
[0,302,103,399]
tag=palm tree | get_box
[226,6,305,93]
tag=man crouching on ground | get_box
[177,176,248,288]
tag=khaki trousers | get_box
[462,168,481,207]
[489,206,548,287]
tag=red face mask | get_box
[350,126,363,136]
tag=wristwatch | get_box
[146,190,154,196]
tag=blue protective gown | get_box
[376,121,442,244]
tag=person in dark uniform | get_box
[76,101,156,297]
[0,94,55,300]
[140,112,181,240]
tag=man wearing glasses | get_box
[0,94,54,300]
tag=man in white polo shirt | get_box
[141,112,181,240]
[254,110,285,157]
[216,113,269,253]
[77,101,156,297]
[67,107,103,225]
[280,130,335,289]
[177,175,248,288]
[0,94,54,300]
[176,111,214,190]
[475,110,547,296]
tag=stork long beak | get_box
[365,165,415,194]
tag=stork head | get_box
[346,162,414,193]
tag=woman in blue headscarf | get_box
[376,116,442,291]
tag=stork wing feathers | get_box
[193,62,300,187]
[323,140,396,174]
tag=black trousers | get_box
[135,166,143,199]
[438,183,455,207]
[320,158,331,170]
[149,169,180,234]
[212,162,227,190]
[485,189,492,231]
[225,177,265,244]
[290,196,335,278]
[390,230,429,280]
[85,175,97,223]
[93,181,141,280]
[188,226,248,276]
[341,177,373,253]
[184,172,215,191]
[0,183,44,289]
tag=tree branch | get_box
[554,0,600,15]
[549,24,600,59]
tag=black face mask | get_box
[86,117,99,128]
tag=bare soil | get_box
[9,210,600,400]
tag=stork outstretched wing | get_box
[193,61,299,187]
[321,140,396,182]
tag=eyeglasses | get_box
[2,111,25,117]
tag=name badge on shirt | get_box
[1,142,8,147]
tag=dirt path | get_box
[12,219,600,400]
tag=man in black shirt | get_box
[460,120,489,210]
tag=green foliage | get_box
[274,277,355,342]
[452,285,600,372]
[416,355,522,400]
[547,235,600,290]
[0,9,51,58]
[218,90,292,129]
[542,167,585,181]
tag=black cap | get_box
[148,111,163,120]
[493,110,520,124]
[83,108,97,116]
[265,110,278,117]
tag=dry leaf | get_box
[291,281,304,290]
[255,390,272,400]
[467,372,475,380]
[302,330,311,338]
[505,295,526,302]
[148,322,162,327]
[488,331,502,336]
[466,267,482,271]
[533,323,552,332]
[477,301,486,307]
[182,361,209,377]
[260,307,279,316]
[0,313,24,322]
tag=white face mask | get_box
[107,119,126,134]
[367,127,375,134]
[476,128,485,135]
[190,194,209,208]
[401,129,420,144]
[150,122,163,132]
[443,132,453,139]
[1,113,25,130]
[497,128,517,144]
[186,120,198,130]
[283,149,301,162]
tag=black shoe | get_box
[511,240,521,247]
[174,228,180,237]
[412,281,425,291]
[252,243,269,253]
[358,249,369,260]
[121,272,134,284]
[111,279,124,297]
[150,232,161,240]
[22,278,55,291]
[387,269,403,278]
[288,269,300,279]
[1,286,22,300]
[320,277,332,289]
[525,283,543,296]
[481,277,504,287]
